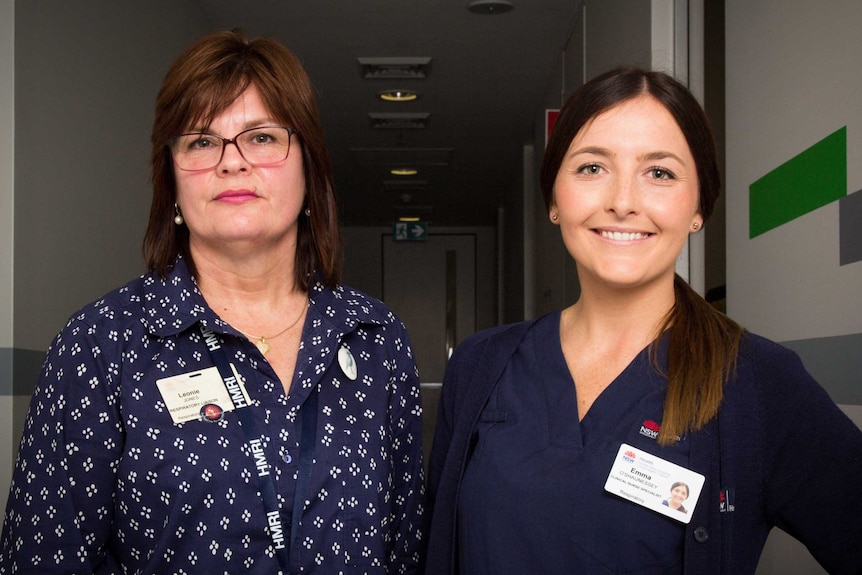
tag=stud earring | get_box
[692,222,700,231]
[174,203,184,225]
[304,207,311,217]
[551,212,559,221]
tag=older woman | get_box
[0,30,425,574]
[426,67,862,574]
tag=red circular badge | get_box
[201,403,224,422]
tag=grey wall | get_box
[724,1,862,417]
[3,1,211,515]
[725,1,862,573]
[0,0,15,519]
[726,1,862,350]
[14,2,209,351]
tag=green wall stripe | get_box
[749,127,847,238]
[781,332,862,405]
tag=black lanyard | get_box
[201,324,318,574]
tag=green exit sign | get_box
[392,221,427,241]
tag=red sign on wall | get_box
[545,109,560,148]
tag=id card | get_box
[157,364,251,424]
[604,443,705,524]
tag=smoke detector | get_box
[467,0,514,14]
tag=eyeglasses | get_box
[169,126,297,171]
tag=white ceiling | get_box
[199,0,581,227]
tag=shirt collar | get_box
[140,256,219,338]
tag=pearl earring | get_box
[304,207,311,217]
[174,203,184,225]
[692,222,700,231]
[551,212,559,221]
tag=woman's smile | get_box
[596,229,654,242]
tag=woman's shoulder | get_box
[730,331,841,414]
[61,261,198,335]
[735,331,807,375]
[62,270,158,326]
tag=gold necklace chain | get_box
[236,304,306,355]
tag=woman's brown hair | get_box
[540,67,744,445]
[144,29,342,290]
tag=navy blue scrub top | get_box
[457,312,690,574]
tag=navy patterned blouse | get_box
[0,257,425,574]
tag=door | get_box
[382,233,477,466]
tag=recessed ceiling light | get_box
[390,168,419,176]
[467,0,514,14]
[379,89,418,102]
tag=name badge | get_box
[157,364,251,424]
[604,443,705,524]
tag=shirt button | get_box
[282,451,293,464]
[693,526,709,543]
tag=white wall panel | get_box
[725,0,862,341]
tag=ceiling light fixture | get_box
[379,89,418,102]
[390,168,419,176]
[467,0,514,14]
[358,57,432,79]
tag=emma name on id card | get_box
[604,443,705,524]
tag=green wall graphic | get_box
[749,127,846,238]
[750,126,862,266]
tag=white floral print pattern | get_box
[0,257,425,574]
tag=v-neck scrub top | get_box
[427,313,862,574]
[457,312,686,574]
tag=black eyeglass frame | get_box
[168,126,298,171]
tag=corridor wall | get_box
[1,0,209,516]
[725,2,862,573]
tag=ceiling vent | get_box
[384,180,429,192]
[467,0,514,14]
[369,113,430,130]
[352,148,453,166]
[358,57,432,79]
